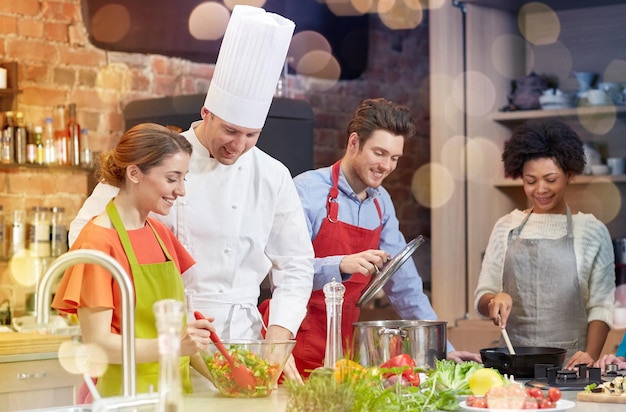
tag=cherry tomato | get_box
[547,387,562,403]
[472,398,488,408]
[466,395,477,406]
[539,398,555,409]
[527,387,544,399]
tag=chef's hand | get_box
[339,249,391,276]
[564,350,594,370]
[485,292,513,328]
[265,325,303,384]
[181,316,215,356]
[447,350,482,363]
[593,353,626,373]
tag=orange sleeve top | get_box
[51,217,195,334]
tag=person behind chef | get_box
[594,336,626,372]
[68,5,313,383]
[52,123,214,398]
[283,98,481,376]
[475,119,615,369]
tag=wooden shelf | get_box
[491,105,626,124]
[494,174,626,187]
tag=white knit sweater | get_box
[474,209,615,326]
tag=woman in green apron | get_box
[52,123,214,399]
[474,119,615,369]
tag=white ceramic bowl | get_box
[539,94,573,109]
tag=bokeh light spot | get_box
[439,135,468,182]
[577,105,617,136]
[9,252,47,287]
[289,31,332,72]
[378,0,423,30]
[452,71,496,116]
[189,2,230,41]
[351,0,375,14]
[296,51,341,82]
[568,180,621,223]
[518,2,560,45]
[224,0,266,10]
[491,34,529,79]
[327,0,366,16]
[412,163,455,209]
[603,59,626,84]
[91,4,130,44]
[58,341,108,377]
[466,138,504,183]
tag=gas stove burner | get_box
[556,369,578,380]
[526,363,602,391]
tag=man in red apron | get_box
[263,98,480,376]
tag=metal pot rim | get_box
[353,320,447,328]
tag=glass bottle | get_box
[27,206,51,257]
[79,128,92,168]
[8,209,25,258]
[43,117,56,165]
[50,206,68,257]
[33,126,44,165]
[14,112,27,164]
[53,105,70,166]
[2,112,15,164]
[67,103,80,166]
[323,278,346,369]
[153,299,184,412]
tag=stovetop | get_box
[525,363,625,391]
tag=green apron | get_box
[96,200,192,397]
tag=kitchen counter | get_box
[181,387,625,411]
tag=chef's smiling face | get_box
[344,130,404,198]
[200,109,262,165]
[522,157,572,214]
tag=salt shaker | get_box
[323,278,346,369]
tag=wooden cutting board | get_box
[577,391,626,404]
[0,332,72,356]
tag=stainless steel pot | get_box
[352,320,447,369]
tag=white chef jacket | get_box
[69,121,314,340]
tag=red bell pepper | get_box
[380,354,420,387]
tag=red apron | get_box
[292,161,382,376]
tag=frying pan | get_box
[480,346,566,378]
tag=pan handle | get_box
[377,328,408,338]
[486,351,515,373]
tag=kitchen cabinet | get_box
[429,1,626,328]
[0,357,81,411]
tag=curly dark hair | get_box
[501,119,585,179]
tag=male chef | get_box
[68,5,314,382]
[289,98,481,375]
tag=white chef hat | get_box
[204,5,295,129]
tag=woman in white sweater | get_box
[475,119,615,369]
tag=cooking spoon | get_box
[194,311,256,389]
[497,314,516,355]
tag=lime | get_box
[468,367,504,396]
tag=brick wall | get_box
[0,1,432,302]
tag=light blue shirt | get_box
[294,164,454,352]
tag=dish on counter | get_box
[459,399,575,411]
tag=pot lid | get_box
[357,235,424,308]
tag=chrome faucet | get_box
[35,249,137,397]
